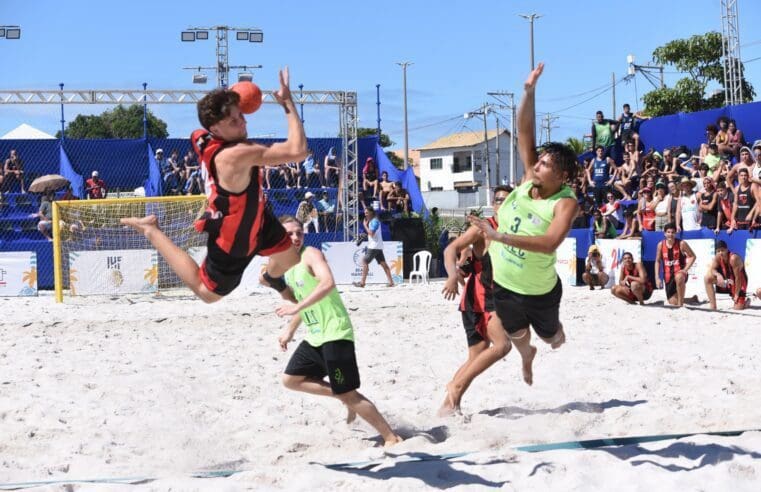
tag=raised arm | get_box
[517,63,544,183]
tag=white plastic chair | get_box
[409,250,432,284]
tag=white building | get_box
[418,129,523,209]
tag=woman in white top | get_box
[676,177,701,232]
[653,182,670,231]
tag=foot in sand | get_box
[352,281,365,288]
[384,434,404,447]
[121,215,159,236]
[522,345,537,385]
[346,407,357,424]
[438,381,462,417]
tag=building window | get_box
[430,186,444,191]
[453,156,473,173]
[430,158,443,170]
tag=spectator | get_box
[611,251,653,305]
[715,116,732,155]
[704,240,749,310]
[586,145,616,205]
[593,208,616,239]
[362,157,379,197]
[263,165,278,190]
[666,179,679,224]
[637,187,656,232]
[395,182,411,214]
[316,190,339,231]
[727,145,754,185]
[285,161,302,189]
[3,149,26,193]
[323,146,341,188]
[617,104,650,149]
[155,148,169,176]
[36,190,54,240]
[600,191,623,229]
[582,244,608,290]
[703,143,722,174]
[726,119,744,156]
[183,149,199,183]
[716,181,734,231]
[697,176,718,231]
[675,177,700,232]
[618,208,641,239]
[300,150,320,188]
[751,140,761,201]
[85,171,108,199]
[352,208,394,288]
[701,124,719,160]
[378,171,394,210]
[295,191,319,233]
[658,148,679,182]
[729,168,755,232]
[590,110,617,158]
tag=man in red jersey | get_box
[704,240,749,310]
[121,68,307,302]
[654,222,696,307]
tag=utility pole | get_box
[541,113,559,143]
[376,84,381,139]
[494,115,500,186]
[487,91,516,185]
[396,62,413,170]
[612,72,616,118]
[518,14,542,70]
[181,26,263,87]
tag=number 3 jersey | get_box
[490,180,575,295]
[285,247,354,347]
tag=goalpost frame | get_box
[52,195,205,302]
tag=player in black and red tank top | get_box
[730,168,756,231]
[654,222,696,307]
[121,68,308,302]
[439,186,512,416]
[705,240,750,310]
[611,251,653,305]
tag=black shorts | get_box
[461,310,488,346]
[200,208,290,296]
[363,248,386,264]
[665,274,688,300]
[284,340,360,395]
[493,277,562,340]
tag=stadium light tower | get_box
[180,26,263,87]
[518,14,542,70]
[0,25,22,40]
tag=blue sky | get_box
[1,0,760,150]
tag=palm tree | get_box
[565,137,587,155]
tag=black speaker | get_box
[391,218,426,251]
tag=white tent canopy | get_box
[1,123,56,140]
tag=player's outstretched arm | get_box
[517,63,544,183]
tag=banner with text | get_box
[683,239,714,299]
[69,249,157,296]
[322,242,404,285]
[556,237,577,286]
[745,239,761,292]
[0,251,38,297]
[595,239,642,288]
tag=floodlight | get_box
[626,54,635,64]
[192,73,208,84]
[464,112,472,119]
[249,32,263,43]
[6,28,20,39]
[238,72,253,83]
[196,31,208,40]
[0,29,5,38]
[236,32,248,41]
[181,31,195,42]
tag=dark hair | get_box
[493,185,513,195]
[365,207,376,217]
[197,89,241,130]
[716,240,728,250]
[595,144,604,152]
[623,103,630,109]
[664,222,677,232]
[739,167,749,175]
[717,116,729,127]
[706,124,718,134]
[596,110,603,116]
[716,181,727,189]
[622,251,634,260]
[699,163,709,172]
[541,142,579,181]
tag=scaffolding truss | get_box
[0,88,360,240]
[720,0,743,106]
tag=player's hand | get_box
[274,66,292,105]
[467,215,499,241]
[275,302,299,317]
[278,330,293,352]
[656,278,662,289]
[524,62,544,91]
[441,276,459,300]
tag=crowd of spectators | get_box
[573,106,761,238]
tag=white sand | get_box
[1,282,761,490]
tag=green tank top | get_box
[491,181,576,295]
[284,248,354,347]
[594,121,615,148]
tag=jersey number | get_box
[510,217,521,233]
[303,310,318,326]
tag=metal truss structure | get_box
[0,88,360,240]
[720,0,743,106]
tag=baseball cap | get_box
[752,139,761,151]
[588,244,600,255]
[678,152,689,159]
[304,192,314,199]
[92,171,99,177]
[156,148,164,154]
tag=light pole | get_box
[396,61,413,170]
[59,83,65,141]
[0,25,21,40]
[298,84,304,124]
[142,82,148,139]
[180,26,263,87]
[518,14,542,70]
[465,105,492,207]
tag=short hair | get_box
[717,116,729,126]
[622,251,634,260]
[716,181,727,189]
[739,167,749,175]
[279,215,301,227]
[493,185,513,195]
[540,142,579,181]
[365,208,376,217]
[664,222,677,232]
[699,163,709,172]
[716,240,728,251]
[706,124,719,134]
[595,144,605,152]
[197,89,241,130]
[596,110,604,116]
[623,103,630,109]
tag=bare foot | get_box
[386,282,395,288]
[437,388,460,417]
[383,434,404,447]
[346,406,357,424]
[120,215,159,236]
[352,281,365,288]
[522,345,537,386]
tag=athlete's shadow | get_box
[479,399,647,420]
[319,452,512,489]
[363,425,450,446]
[598,440,761,471]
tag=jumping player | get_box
[704,240,749,310]
[439,186,512,415]
[275,216,402,447]
[654,222,697,307]
[469,63,579,386]
[121,68,307,302]
[610,251,653,305]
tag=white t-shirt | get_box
[680,194,701,231]
[366,217,383,250]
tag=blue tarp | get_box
[373,143,426,215]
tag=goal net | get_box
[52,195,208,302]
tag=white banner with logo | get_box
[322,241,404,285]
[745,239,761,293]
[0,251,38,296]
[555,237,577,286]
[595,239,642,288]
[69,249,157,296]
[682,239,714,299]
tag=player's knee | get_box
[493,339,511,357]
[281,374,298,389]
[336,390,361,405]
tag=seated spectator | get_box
[637,187,656,232]
[618,208,641,239]
[704,240,749,310]
[611,158,634,200]
[700,124,718,160]
[395,183,411,214]
[715,116,732,155]
[85,171,107,199]
[182,150,198,183]
[263,165,278,190]
[751,141,761,201]
[653,182,671,231]
[285,161,302,189]
[658,148,679,182]
[295,191,319,233]
[726,119,744,156]
[379,171,394,210]
[675,177,700,232]
[363,157,379,197]
[703,143,722,175]
[611,251,653,305]
[600,192,623,229]
[716,181,734,230]
[36,190,54,240]
[323,146,341,188]
[697,176,718,231]
[582,244,608,290]
[727,146,754,185]
[163,169,182,195]
[184,170,204,195]
[155,148,169,176]
[3,149,26,193]
[316,190,339,231]
[593,208,617,239]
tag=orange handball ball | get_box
[231,81,263,114]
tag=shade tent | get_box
[0,123,56,140]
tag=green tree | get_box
[642,32,755,117]
[356,127,405,169]
[56,104,169,139]
[565,136,586,155]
